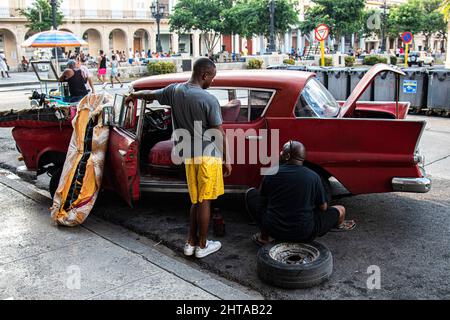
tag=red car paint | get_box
[6,64,430,206]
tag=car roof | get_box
[132,69,313,92]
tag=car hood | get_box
[339,64,405,118]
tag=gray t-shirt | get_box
[154,83,223,159]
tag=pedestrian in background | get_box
[0,50,11,78]
[97,50,107,88]
[109,54,123,89]
[128,48,134,65]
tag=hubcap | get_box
[269,243,320,265]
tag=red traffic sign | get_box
[402,32,413,44]
[314,24,329,42]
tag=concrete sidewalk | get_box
[0,73,40,88]
[0,171,262,300]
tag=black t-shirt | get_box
[261,164,328,241]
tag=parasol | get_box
[22,30,88,73]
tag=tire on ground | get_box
[257,241,333,289]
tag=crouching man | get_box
[245,140,355,246]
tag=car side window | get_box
[295,94,317,118]
[207,88,273,123]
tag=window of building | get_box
[84,0,98,18]
[134,1,146,19]
[111,0,123,19]
[0,3,9,18]
[60,0,70,16]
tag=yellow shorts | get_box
[185,156,224,204]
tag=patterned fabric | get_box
[184,156,224,204]
[22,30,88,47]
[50,93,110,226]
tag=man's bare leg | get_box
[333,205,346,225]
[187,203,198,246]
[197,200,211,248]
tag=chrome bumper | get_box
[392,177,431,193]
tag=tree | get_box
[169,0,234,55]
[223,0,299,44]
[421,0,447,49]
[19,0,64,33]
[388,0,423,36]
[300,0,365,42]
[440,0,450,19]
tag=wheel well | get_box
[303,160,331,180]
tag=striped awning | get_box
[22,30,88,48]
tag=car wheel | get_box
[49,167,63,199]
[257,241,333,289]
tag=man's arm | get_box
[125,90,157,104]
[87,76,95,94]
[58,70,69,82]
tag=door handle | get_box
[245,136,263,141]
[118,150,127,156]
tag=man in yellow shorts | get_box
[127,58,232,258]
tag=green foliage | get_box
[247,58,263,69]
[441,0,450,20]
[300,0,365,39]
[169,0,234,54]
[18,0,64,32]
[147,61,177,75]
[390,55,398,65]
[223,0,299,39]
[283,58,295,65]
[324,56,333,67]
[387,0,447,50]
[345,56,356,67]
[363,55,388,66]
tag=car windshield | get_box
[298,78,340,118]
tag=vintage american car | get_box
[6,63,431,206]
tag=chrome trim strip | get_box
[140,181,248,194]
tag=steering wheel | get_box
[143,108,168,131]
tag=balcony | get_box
[0,7,170,21]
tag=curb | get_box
[0,81,41,88]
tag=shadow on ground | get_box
[92,178,450,300]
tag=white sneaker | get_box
[195,240,222,258]
[183,243,196,256]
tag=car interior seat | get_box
[221,99,241,122]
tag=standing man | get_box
[97,50,107,87]
[245,140,354,246]
[126,58,232,258]
[58,60,89,103]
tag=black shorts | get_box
[313,207,340,237]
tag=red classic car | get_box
[8,64,430,206]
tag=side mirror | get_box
[102,106,114,126]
